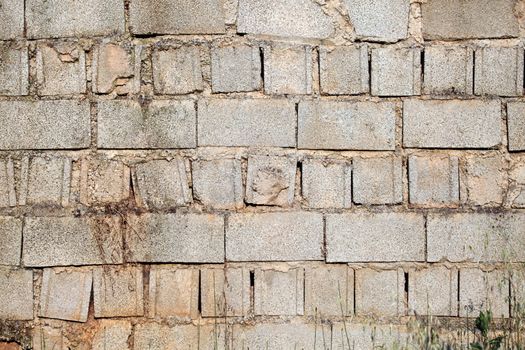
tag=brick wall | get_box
[1,0,525,348]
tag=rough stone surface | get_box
[326,212,426,262]
[231,323,324,349]
[474,46,523,96]
[82,158,129,205]
[0,159,16,207]
[371,47,421,96]
[92,43,139,95]
[507,102,525,151]
[226,212,324,261]
[509,159,525,208]
[153,47,203,95]
[305,265,353,317]
[302,158,351,209]
[134,324,200,349]
[22,156,72,206]
[0,43,28,96]
[423,46,474,95]
[298,100,396,150]
[0,217,23,266]
[408,266,458,316]
[319,45,369,95]
[332,324,410,349]
[0,268,33,320]
[254,268,304,316]
[353,156,403,205]
[211,44,261,93]
[355,268,405,317]
[403,99,501,148]
[0,0,24,40]
[459,269,509,318]
[461,155,506,206]
[263,45,312,95]
[32,327,64,350]
[201,268,251,317]
[92,320,132,350]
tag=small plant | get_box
[470,310,504,350]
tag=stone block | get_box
[231,323,323,349]
[92,320,132,350]
[32,327,64,350]
[192,158,243,210]
[0,43,28,95]
[148,267,199,318]
[408,155,459,206]
[509,159,525,208]
[344,0,410,42]
[332,324,410,350]
[461,155,506,206]
[422,0,519,40]
[80,157,130,205]
[263,45,313,95]
[26,0,125,38]
[199,324,227,350]
[92,43,140,95]
[0,100,90,150]
[459,269,509,318]
[245,155,296,206]
[133,158,192,210]
[371,47,421,96]
[507,102,525,151]
[355,268,405,317]
[0,268,33,320]
[39,268,92,322]
[319,45,369,95]
[97,99,196,149]
[403,99,501,148]
[198,98,296,147]
[423,45,474,95]
[153,47,203,94]
[211,44,261,93]
[134,324,199,349]
[408,266,458,316]
[23,216,123,267]
[254,268,304,316]
[130,0,225,35]
[226,212,324,261]
[126,213,224,263]
[0,159,16,207]
[237,0,334,39]
[353,156,403,205]
[475,47,523,96]
[298,100,396,150]
[302,158,351,209]
[0,217,22,266]
[326,212,425,262]
[304,265,353,317]
[0,0,24,39]
[201,268,251,317]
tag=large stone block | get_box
[403,99,501,149]
[355,268,405,317]
[507,102,525,151]
[353,156,403,205]
[305,265,353,317]
[332,324,410,349]
[319,45,369,95]
[0,159,16,207]
[423,46,474,95]
[263,45,313,95]
[226,212,324,261]
[298,100,396,150]
[92,320,132,350]
[211,44,261,93]
[326,212,425,262]
[371,47,421,96]
[134,324,200,349]
[459,269,509,318]
[461,155,506,206]
[152,47,203,95]
[302,158,351,209]
[201,268,251,317]
[0,217,23,266]
[0,43,28,96]
[254,268,304,316]
[80,157,130,205]
[509,158,525,208]
[0,268,33,320]
[92,43,140,95]
[474,47,523,96]
[408,266,458,316]
[32,327,64,350]
[0,0,24,39]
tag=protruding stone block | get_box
[0,268,33,320]
[0,43,28,96]
[211,44,261,93]
[263,45,313,95]
[423,46,474,95]
[319,45,369,95]
[353,156,403,205]
[302,158,351,209]
[371,47,421,96]
[254,268,304,316]
[0,217,23,266]
[355,268,405,317]
[475,47,523,96]
[92,43,140,95]
[153,47,203,95]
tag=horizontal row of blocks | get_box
[0,99,524,150]
[2,42,525,97]
[1,264,522,322]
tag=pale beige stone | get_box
[305,265,353,317]
[408,266,458,316]
[201,268,251,317]
[423,46,474,95]
[509,158,525,208]
[0,159,16,207]
[134,323,200,349]
[92,320,132,350]
[263,45,313,95]
[302,158,351,209]
[353,156,403,205]
[211,44,261,93]
[0,268,33,320]
[0,43,28,95]
[459,269,509,318]
[254,268,304,316]
[32,327,64,350]
[82,158,130,205]
[319,45,369,95]
[92,43,139,94]
[508,103,525,151]
[371,47,421,96]
[475,47,524,97]
[0,0,24,40]
[153,47,203,94]
[355,268,405,317]
[461,155,506,206]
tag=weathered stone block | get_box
[199,324,227,350]
[263,45,312,95]
[92,320,132,350]
[92,43,140,95]
[332,324,410,350]
[403,99,501,148]
[0,43,28,96]
[353,156,403,205]
[461,155,506,206]
[231,323,323,349]
[211,44,261,93]
[198,99,296,147]
[23,216,123,267]
[408,155,459,206]
[326,212,425,262]
[305,265,353,317]
[148,267,199,318]
[0,268,33,320]
[475,47,523,96]
[427,213,525,262]
[226,212,324,261]
[134,324,200,349]
[302,158,351,209]
[32,327,64,350]
[237,0,334,39]
[39,268,92,322]
[0,217,22,266]
[422,0,519,40]
[26,0,125,38]
[0,159,16,207]
[0,0,24,40]
[130,0,225,35]
[153,47,203,95]
[507,102,525,151]
[423,46,474,95]
[344,0,410,42]
[98,100,196,149]
[355,268,405,317]
[254,268,304,316]
[126,213,224,263]
[192,159,243,210]
[0,100,90,149]
[319,45,369,95]
[298,100,396,150]
[81,158,130,205]
[371,47,421,96]
[133,158,192,210]
[509,159,525,208]
[201,268,251,317]
[459,269,509,318]
[408,266,458,316]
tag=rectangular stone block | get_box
[92,43,140,95]
[0,0,24,39]
[254,268,304,316]
[0,43,28,95]
[408,266,458,316]
[353,156,403,205]
[509,158,525,208]
[427,213,525,262]
[26,0,125,38]
[198,98,296,147]
[126,213,224,263]
[422,0,519,40]
[32,327,64,350]
[201,268,251,317]
[302,158,351,209]
[326,212,425,262]
[0,268,33,320]
[461,155,506,206]
[305,265,353,317]
[0,217,22,266]
[355,268,405,317]
[403,99,501,148]
[263,45,313,95]
[80,157,130,205]
[298,100,396,150]
[134,324,199,349]
[153,47,203,94]
[0,100,90,149]
[92,320,132,350]
[23,216,123,267]
[130,0,225,35]
[423,46,474,95]
[475,47,523,96]
[226,212,324,261]
[332,324,409,350]
[0,159,16,207]
[211,44,261,93]
[98,100,196,149]
[320,45,368,95]
[459,269,509,318]
[371,47,421,96]
[508,102,525,151]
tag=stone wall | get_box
[1,0,525,348]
